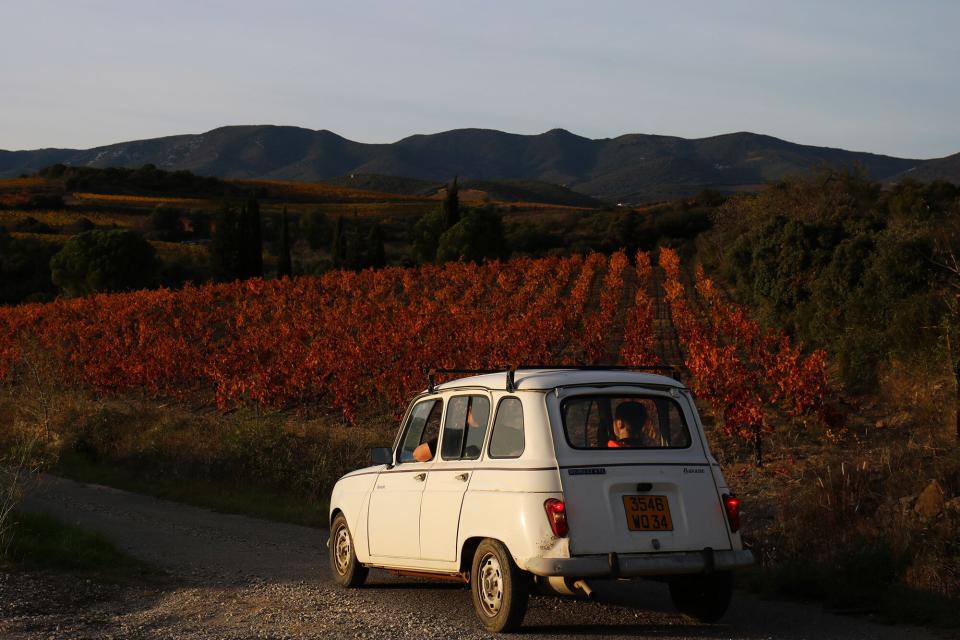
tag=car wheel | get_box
[330,513,368,587]
[470,539,529,633]
[668,570,733,623]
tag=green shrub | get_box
[50,229,157,297]
[436,207,507,263]
[711,173,955,392]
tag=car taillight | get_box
[722,493,741,533]
[544,498,568,537]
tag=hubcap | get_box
[334,525,351,575]
[477,552,504,616]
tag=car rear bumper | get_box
[524,548,754,578]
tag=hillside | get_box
[453,178,605,208]
[890,151,960,184]
[319,173,438,196]
[317,174,604,207]
[0,125,933,203]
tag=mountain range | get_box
[2,125,955,203]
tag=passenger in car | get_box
[412,403,480,462]
[607,401,661,448]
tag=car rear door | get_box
[547,387,732,556]
[419,393,491,561]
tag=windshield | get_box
[560,394,692,449]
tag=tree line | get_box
[701,170,960,392]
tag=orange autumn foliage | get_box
[0,251,830,440]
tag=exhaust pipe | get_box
[536,576,595,599]
[572,579,594,599]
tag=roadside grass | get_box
[719,363,960,630]
[0,383,392,530]
[3,511,157,582]
[56,451,328,528]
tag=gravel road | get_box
[1,474,945,639]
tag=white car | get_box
[328,367,754,632]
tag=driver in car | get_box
[607,401,662,448]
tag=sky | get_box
[2,0,958,158]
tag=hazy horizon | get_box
[3,1,958,158]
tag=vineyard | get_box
[0,249,828,442]
[3,177,955,620]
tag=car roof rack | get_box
[428,364,677,394]
[427,367,517,393]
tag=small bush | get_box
[50,229,158,296]
[436,206,507,263]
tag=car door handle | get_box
[414,472,427,482]
[455,473,469,482]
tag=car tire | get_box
[470,539,529,633]
[668,570,734,623]
[330,513,368,588]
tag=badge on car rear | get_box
[568,468,606,475]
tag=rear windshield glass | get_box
[561,394,692,449]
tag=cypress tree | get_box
[331,215,345,268]
[301,208,329,250]
[278,207,292,278]
[366,222,386,269]
[344,208,362,270]
[246,193,263,278]
[210,201,243,281]
[237,199,252,277]
[442,176,460,230]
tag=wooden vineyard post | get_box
[955,358,960,442]
[753,424,763,468]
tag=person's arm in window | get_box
[412,436,437,462]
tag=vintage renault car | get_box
[328,366,753,632]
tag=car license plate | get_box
[622,495,673,531]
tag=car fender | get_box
[457,468,567,571]
[329,467,381,562]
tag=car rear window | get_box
[488,397,525,459]
[561,394,691,449]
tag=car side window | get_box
[488,397,525,459]
[398,399,443,463]
[440,395,490,460]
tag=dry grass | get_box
[7,232,207,261]
[0,178,56,208]
[0,177,50,190]
[150,240,208,260]
[493,201,595,211]
[71,193,212,208]
[280,201,435,218]
[0,346,70,553]
[8,232,67,245]
[232,179,427,203]
[0,351,397,526]
[0,209,137,229]
[711,359,960,619]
